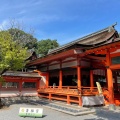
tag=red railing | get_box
[38,86,98,96]
[37,86,99,105]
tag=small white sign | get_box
[19,107,43,118]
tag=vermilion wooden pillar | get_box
[59,61,62,89]
[90,70,94,88]
[46,64,49,88]
[46,73,49,87]
[77,65,82,106]
[77,66,81,89]
[77,56,82,106]
[107,68,114,104]
[106,50,114,104]
[59,70,62,88]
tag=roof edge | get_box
[48,24,117,55]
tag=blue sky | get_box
[0,0,120,45]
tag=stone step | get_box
[29,100,96,116]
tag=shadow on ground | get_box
[84,107,120,120]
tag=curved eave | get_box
[48,24,117,55]
[76,30,115,48]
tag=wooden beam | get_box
[27,49,75,66]
[111,52,120,58]
[86,55,105,60]
[86,41,120,55]
[110,64,120,70]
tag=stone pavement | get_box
[0,99,120,120]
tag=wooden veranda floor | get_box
[38,86,120,106]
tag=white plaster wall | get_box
[62,57,76,62]
[0,91,19,97]
[62,61,77,68]
[49,61,59,65]
[21,90,37,96]
[49,64,60,70]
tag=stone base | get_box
[1,96,39,106]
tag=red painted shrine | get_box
[3,24,120,106]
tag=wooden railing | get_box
[38,86,98,96]
[38,86,120,106]
[37,86,99,106]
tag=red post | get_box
[59,70,62,88]
[107,68,114,104]
[78,96,82,106]
[46,73,49,88]
[90,70,94,88]
[67,95,70,104]
[77,65,82,106]
[49,93,52,100]
[77,66,81,89]
[106,50,114,104]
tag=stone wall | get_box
[1,96,39,106]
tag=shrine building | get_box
[2,24,120,106]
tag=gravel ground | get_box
[0,103,120,120]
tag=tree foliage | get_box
[0,19,59,57]
[0,31,27,72]
[8,28,37,49]
[6,28,59,57]
[35,39,59,57]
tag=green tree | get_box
[8,28,37,49]
[0,31,27,106]
[36,39,59,57]
[0,31,27,73]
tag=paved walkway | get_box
[0,103,120,120]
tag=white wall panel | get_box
[62,61,77,68]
